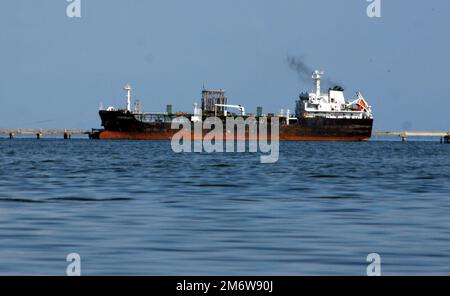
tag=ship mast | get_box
[124,83,132,112]
[312,70,324,98]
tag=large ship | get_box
[92,71,374,141]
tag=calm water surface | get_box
[0,139,449,275]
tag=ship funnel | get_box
[312,70,324,97]
[124,83,132,112]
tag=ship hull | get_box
[280,117,373,141]
[94,111,373,141]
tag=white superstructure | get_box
[296,70,373,119]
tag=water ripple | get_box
[1,140,450,275]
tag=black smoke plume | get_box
[286,56,343,90]
[286,56,313,82]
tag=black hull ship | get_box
[92,71,374,141]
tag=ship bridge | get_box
[296,70,373,119]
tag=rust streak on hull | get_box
[94,130,369,142]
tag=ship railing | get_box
[303,111,368,119]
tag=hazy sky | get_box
[1,0,449,131]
